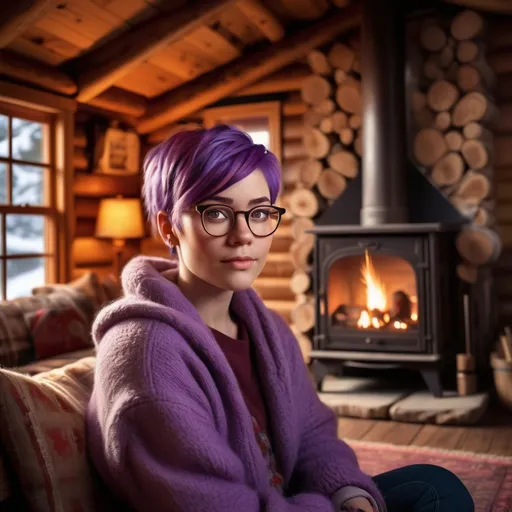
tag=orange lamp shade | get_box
[95,197,145,240]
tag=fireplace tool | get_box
[456,294,477,396]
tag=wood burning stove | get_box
[307,0,472,396]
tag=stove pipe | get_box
[360,0,408,225]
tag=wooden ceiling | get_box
[0,0,508,137]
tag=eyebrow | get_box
[205,195,271,206]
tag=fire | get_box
[362,250,387,312]
[356,250,416,330]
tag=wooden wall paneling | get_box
[74,126,87,148]
[7,25,81,65]
[148,41,212,81]
[0,50,77,95]
[90,0,158,22]
[75,217,97,237]
[0,0,58,49]
[236,63,310,96]
[117,61,184,98]
[140,236,169,258]
[38,2,121,46]
[75,197,100,219]
[137,4,360,133]
[73,147,88,171]
[73,0,237,102]
[73,172,141,198]
[35,14,93,50]
[85,87,147,117]
[7,37,67,66]
[236,0,285,42]
[72,237,114,266]
[283,92,308,116]
[72,265,116,280]
[490,30,512,328]
[210,5,263,46]
[183,25,242,66]
[273,0,330,20]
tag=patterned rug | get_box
[349,440,512,512]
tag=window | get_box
[203,101,281,161]
[0,102,59,299]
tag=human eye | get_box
[205,207,230,221]
[251,207,271,221]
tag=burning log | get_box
[389,291,412,322]
[331,304,364,327]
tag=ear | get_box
[156,211,180,249]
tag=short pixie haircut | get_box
[142,124,282,234]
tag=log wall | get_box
[71,111,143,281]
[487,17,512,329]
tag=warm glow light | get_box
[393,320,401,329]
[384,313,390,323]
[371,317,380,329]
[400,322,407,329]
[411,312,418,321]
[361,250,387,311]
[358,310,371,328]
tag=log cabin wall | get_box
[72,110,143,281]
[488,17,512,330]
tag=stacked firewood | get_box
[287,37,362,347]
[411,9,501,283]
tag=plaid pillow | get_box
[24,306,91,361]
[0,289,94,369]
[0,357,106,512]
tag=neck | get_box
[176,262,235,333]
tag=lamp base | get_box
[112,239,125,279]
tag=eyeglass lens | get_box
[202,206,280,236]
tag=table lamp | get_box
[95,195,145,277]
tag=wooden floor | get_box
[338,405,512,456]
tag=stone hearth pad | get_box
[318,377,409,419]
[389,391,489,425]
[318,377,489,425]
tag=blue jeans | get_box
[373,464,474,512]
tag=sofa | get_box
[0,272,121,511]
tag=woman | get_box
[86,125,474,512]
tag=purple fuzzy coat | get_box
[86,256,385,511]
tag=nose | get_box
[227,214,253,245]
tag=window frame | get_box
[203,101,282,162]
[0,80,76,297]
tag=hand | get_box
[340,496,376,512]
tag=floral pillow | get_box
[24,306,92,361]
[0,357,107,512]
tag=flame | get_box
[361,250,387,312]
[354,251,417,330]
[358,310,371,328]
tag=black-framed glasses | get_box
[194,204,286,237]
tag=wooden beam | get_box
[85,87,147,117]
[71,0,238,103]
[0,49,77,95]
[0,0,57,48]
[138,2,361,133]
[443,0,512,13]
[235,63,311,96]
[236,0,285,42]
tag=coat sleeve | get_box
[271,312,386,511]
[99,397,337,512]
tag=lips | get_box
[221,257,256,262]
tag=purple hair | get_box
[142,124,282,234]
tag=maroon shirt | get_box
[210,321,269,433]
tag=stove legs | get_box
[420,368,443,397]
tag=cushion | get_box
[32,272,107,311]
[0,289,95,369]
[24,306,91,360]
[14,348,95,376]
[0,357,103,511]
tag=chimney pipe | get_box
[360,0,408,225]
